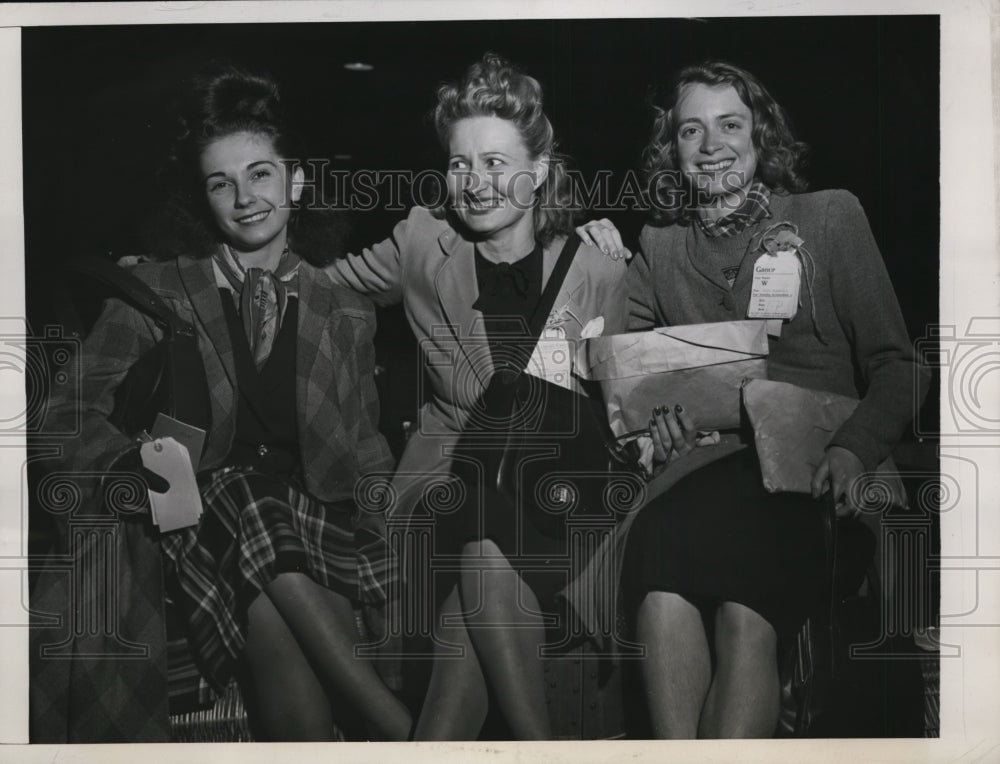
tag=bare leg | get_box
[243,592,337,741]
[636,590,711,739]
[264,572,412,741]
[412,583,489,740]
[699,600,779,738]
[459,539,551,740]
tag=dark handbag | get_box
[453,236,627,527]
[71,256,211,438]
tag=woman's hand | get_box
[636,404,721,476]
[575,218,632,261]
[811,445,865,518]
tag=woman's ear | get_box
[291,165,305,204]
[533,156,550,191]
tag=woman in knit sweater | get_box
[580,60,924,738]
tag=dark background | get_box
[22,16,939,448]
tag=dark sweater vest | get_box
[219,290,301,477]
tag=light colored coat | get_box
[326,206,629,519]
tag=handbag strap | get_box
[70,256,193,338]
[484,234,582,381]
[527,233,581,340]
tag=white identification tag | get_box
[140,437,203,533]
[747,249,801,320]
[525,330,573,391]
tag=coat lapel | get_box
[541,235,588,336]
[296,262,336,438]
[176,255,237,388]
[294,264,361,499]
[433,228,493,389]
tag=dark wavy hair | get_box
[432,52,577,246]
[143,63,350,264]
[642,60,809,224]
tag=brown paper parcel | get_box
[741,377,907,507]
[575,321,769,436]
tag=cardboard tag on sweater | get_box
[748,250,800,320]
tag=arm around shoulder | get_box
[323,206,444,307]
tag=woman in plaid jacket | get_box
[53,65,410,741]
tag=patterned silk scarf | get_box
[213,244,300,370]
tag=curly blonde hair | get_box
[433,52,577,245]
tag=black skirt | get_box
[427,453,583,614]
[622,448,829,635]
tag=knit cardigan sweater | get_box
[627,189,926,472]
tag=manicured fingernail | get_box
[675,404,683,413]
[653,406,662,415]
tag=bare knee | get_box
[459,538,515,591]
[715,601,777,658]
[638,591,701,628]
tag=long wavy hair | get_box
[643,60,809,224]
[143,63,350,264]
[433,52,577,246]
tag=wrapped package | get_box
[741,378,907,507]
[575,321,769,438]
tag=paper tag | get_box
[524,335,573,391]
[152,413,206,472]
[140,437,203,533]
[747,249,801,320]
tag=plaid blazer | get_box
[54,253,394,502]
[33,253,394,742]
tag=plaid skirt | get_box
[159,466,392,692]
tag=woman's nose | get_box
[234,182,256,207]
[700,128,723,153]
[462,166,492,194]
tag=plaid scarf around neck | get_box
[213,244,300,370]
[697,180,772,238]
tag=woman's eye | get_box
[252,169,272,181]
[486,157,503,168]
[680,127,699,138]
[449,160,468,171]
[208,181,230,193]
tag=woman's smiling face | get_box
[675,83,757,202]
[199,130,302,257]
[445,115,545,243]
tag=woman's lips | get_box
[698,159,735,172]
[461,195,503,213]
[235,209,270,224]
